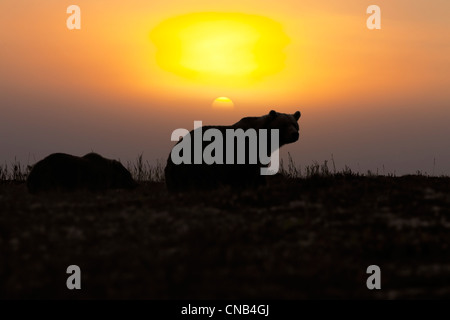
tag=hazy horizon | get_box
[1,0,449,175]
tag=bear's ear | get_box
[269,110,277,118]
[294,111,301,120]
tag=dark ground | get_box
[1,175,450,299]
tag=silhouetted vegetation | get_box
[1,155,449,299]
[2,153,432,183]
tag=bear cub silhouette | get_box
[27,152,137,193]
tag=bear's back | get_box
[27,153,89,193]
[165,125,265,192]
[27,152,136,193]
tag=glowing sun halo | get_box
[150,12,290,86]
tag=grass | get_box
[1,153,440,183]
[0,158,32,182]
[1,165,450,299]
[1,154,450,299]
[126,154,165,182]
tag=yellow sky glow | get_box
[151,12,290,87]
[1,0,449,114]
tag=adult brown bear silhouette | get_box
[27,153,137,193]
[165,110,301,192]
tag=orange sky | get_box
[1,0,449,174]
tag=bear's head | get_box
[266,110,301,146]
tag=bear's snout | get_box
[291,131,299,142]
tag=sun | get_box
[212,97,234,109]
[150,12,290,86]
